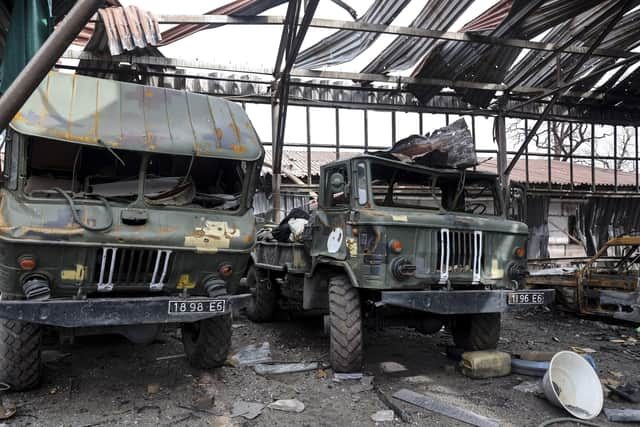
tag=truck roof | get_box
[326,153,499,179]
[10,71,264,161]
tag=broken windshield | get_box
[24,137,246,210]
[369,161,501,216]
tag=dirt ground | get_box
[5,307,640,427]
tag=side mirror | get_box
[329,172,345,194]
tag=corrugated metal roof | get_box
[266,149,636,188]
[11,71,263,161]
[361,0,474,74]
[95,6,161,55]
[295,0,412,69]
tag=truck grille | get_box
[94,247,173,292]
[437,229,483,283]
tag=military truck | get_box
[0,72,263,389]
[247,154,553,372]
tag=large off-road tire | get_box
[452,313,501,351]
[246,266,277,322]
[329,275,363,372]
[0,319,42,390]
[182,314,232,369]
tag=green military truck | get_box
[0,72,263,389]
[248,154,553,372]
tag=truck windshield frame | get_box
[364,159,503,217]
[10,132,257,214]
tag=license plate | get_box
[168,300,226,314]
[507,292,544,305]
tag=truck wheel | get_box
[0,319,42,390]
[329,275,363,372]
[452,313,501,351]
[246,266,277,322]
[182,314,231,369]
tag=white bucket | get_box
[542,351,603,420]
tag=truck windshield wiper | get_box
[97,139,125,167]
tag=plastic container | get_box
[542,351,603,420]
[460,351,511,379]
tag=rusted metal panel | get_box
[10,71,263,161]
[96,6,162,55]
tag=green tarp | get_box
[0,0,52,94]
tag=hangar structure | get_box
[1,0,640,259]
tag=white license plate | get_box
[168,300,226,314]
[507,292,544,305]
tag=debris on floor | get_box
[608,382,640,403]
[228,342,271,367]
[460,350,511,379]
[404,375,432,384]
[371,409,394,423]
[542,351,603,420]
[349,376,374,394]
[0,399,16,421]
[146,383,160,394]
[374,385,411,423]
[267,399,305,413]
[231,401,264,420]
[604,408,640,422]
[334,373,363,380]
[392,388,499,427]
[253,361,324,376]
[380,361,408,374]
[513,380,544,396]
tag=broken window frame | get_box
[10,134,260,214]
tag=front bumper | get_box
[0,294,251,327]
[381,289,555,314]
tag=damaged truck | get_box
[247,121,553,372]
[0,71,263,389]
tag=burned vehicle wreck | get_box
[0,72,263,389]
[527,235,640,324]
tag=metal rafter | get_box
[143,15,634,60]
[505,0,634,177]
[271,0,319,221]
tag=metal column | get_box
[0,0,104,130]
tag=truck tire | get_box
[329,275,363,372]
[182,314,232,369]
[246,266,277,322]
[452,313,501,351]
[0,319,42,390]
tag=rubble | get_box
[371,410,394,423]
[253,362,324,376]
[231,401,264,420]
[267,399,305,413]
[379,362,408,374]
[228,342,271,367]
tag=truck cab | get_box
[0,72,264,389]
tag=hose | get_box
[537,417,606,427]
[52,187,113,232]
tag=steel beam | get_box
[147,15,633,60]
[0,0,104,130]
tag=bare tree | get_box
[507,120,610,161]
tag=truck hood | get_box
[0,190,255,253]
[356,207,528,235]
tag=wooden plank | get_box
[392,389,500,427]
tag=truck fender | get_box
[303,259,358,311]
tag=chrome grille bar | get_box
[95,247,173,290]
[438,229,483,284]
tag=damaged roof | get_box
[10,71,263,161]
[294,0,640,114]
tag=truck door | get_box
[312,163,350,260]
